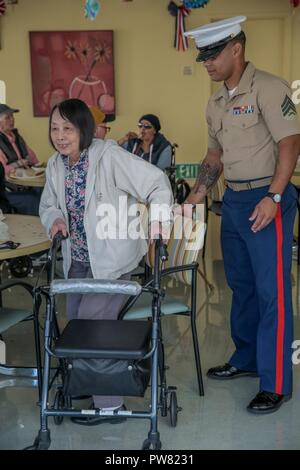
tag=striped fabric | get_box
[147,215,206,284]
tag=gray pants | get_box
[66,260,130,408]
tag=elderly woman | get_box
[118,114,172,170]
[39,98,173,425]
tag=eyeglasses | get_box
[138,123,153,130]
[97,125,111,132]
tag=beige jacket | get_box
[39,139,173,279]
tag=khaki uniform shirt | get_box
[207,62,300,181]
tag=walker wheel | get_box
[53,389,65,425]
[9,256,32,278]
[169,391,178,427]
[160,388,168,417]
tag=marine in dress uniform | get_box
[184,17,300,413]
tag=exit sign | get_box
[176,163,200,180]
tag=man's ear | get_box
[232,42,242,58]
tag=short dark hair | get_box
[231,31,246,49]
[49,98,95,151]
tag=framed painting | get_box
[29,30,115,121]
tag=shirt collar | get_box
[2,130,15,142]
[62,148,88,167]
[213,62,256,101]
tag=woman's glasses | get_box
[137,123,153,130]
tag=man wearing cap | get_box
[89,106,111,140]
[0,104,38,174]
[182,17,300,413]
[0,103,40,215]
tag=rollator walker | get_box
[27,233,181,450]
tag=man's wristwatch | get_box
[266,192,281,204]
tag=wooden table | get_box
[6,168,45,188]
[0,214,51,260]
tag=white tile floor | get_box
[0,215,300,450]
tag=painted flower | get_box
[94,42,111,63]
[79,43,92,64]
[65,40,78,60]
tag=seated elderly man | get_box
[0,103,41,215]
[0,103,38,174]
[89,106,111,140]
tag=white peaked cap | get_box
[184,16,247,48]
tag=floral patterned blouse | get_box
[62,149,89,262]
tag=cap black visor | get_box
[196,35,234,62]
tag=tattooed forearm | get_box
[191,162,221,197]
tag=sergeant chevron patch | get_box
[281,95,297,120]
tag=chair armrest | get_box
[118,262,199,319]
[160,262,199,279]
[118,287,147,319]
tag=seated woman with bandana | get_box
[118,114,172,171]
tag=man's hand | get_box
[19,159,30,169]
[51,218,68,238]
[117,132,139,146]
[249,197,278,233]
[126,131,139,140]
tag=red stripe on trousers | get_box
[275,205,285,394]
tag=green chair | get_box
[119,215,207,396]
[0,280,40,384]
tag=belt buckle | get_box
[246,182,252,190]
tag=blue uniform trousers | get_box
[221,182,297,395]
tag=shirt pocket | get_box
[231,113,259,130]
[230,113,260,149]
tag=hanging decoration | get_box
[84,0,101,20]
[183,0,210,7]
[0,0,6,16]
[290,0,300,7]
[168,1,211,51]
[168,2,191,51]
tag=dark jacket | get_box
[0,129,28,164]
[126,132,171,167]
[0,163,11,213]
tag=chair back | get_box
[147,215,206,284]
